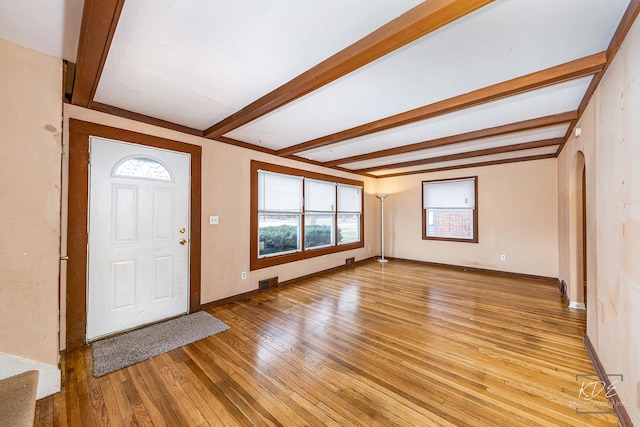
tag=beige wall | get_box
[376,159,559,278]
[557,17,640,421]
[61,105,378,340]
[0,40,62,367]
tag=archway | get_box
[568,151,586,309]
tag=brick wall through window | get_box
[432,210,473,239]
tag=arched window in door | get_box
[113,156,173,181]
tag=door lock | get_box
[179,228,186,233]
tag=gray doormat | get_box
[92,311,229,377]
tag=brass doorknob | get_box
[179,239,187,245]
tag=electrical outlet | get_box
[241,271,247,280]
[500,254,506,261]
[209,215,219,225]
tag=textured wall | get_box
[0,39,62,368]
[557,17,640,422]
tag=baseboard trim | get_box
[200,289,259,311]
[568,301,586,310]
[583,335,633,426]
[200,258,556,312]
[559,280,570,305]
[392,258,558,283]
[200,258,375,310]
[277,257,374,288]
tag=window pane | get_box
[426,208,473,239]
[114,157,172,181]
[337,184,362,213]
[258,171,303,212]
[258,214,301,257]
[338,213,360,244]
[305,214,335,249]
[305,179,336,212]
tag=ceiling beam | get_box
[72,0,124,107]
[90,102,203,136]
[373,154,557,178]
[323,111,576,167]
[352,138,562,173]
[559,0,640,153]
[209,137,373,177]
[278,52,606,157]
[203,0,494,139]
[577,0,640,120]
[214,136,279,156]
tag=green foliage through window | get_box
[259,225,298,256]
[259,225,342,256]
[305,225,340,248]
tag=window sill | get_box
[251,241,363,270]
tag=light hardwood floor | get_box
[35,260,618,426]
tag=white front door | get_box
[87,137,191,340]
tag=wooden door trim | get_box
[66,119,202,350]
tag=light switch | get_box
[209,215,219,225]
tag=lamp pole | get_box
[376,194,388,263]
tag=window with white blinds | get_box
[258,171,303,213]
[337,184,362,245]
[253,161,364,268]
[304,179,336,249]
[422,177,478,242]
[258,171,304,257]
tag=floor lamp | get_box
[376,193,389,263]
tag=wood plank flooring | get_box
[36,260,619,426]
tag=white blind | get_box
[258,170,303,212]
[305,179,336,212]
[423,178,475,209]
[337,184,362,213]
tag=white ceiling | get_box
[225,0,623,147]
[0,0,635,178]
[368,145,562,176]
[93,0,424,129]
[297,77,591,162]
[0,0,83,61]
[342,124,569,171]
